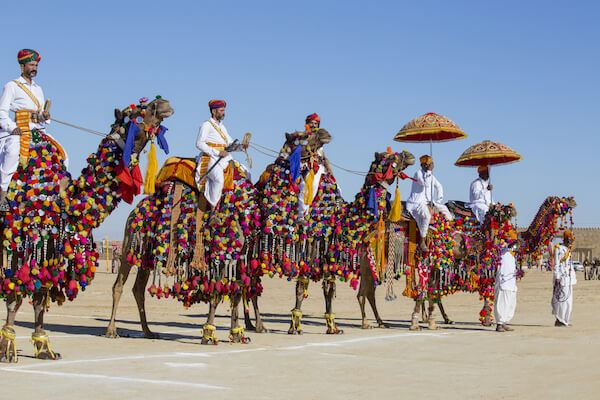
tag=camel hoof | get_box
[200,338,218,345]
[428,324,439,330]
[255,325,269,334]
[245,325,256,332]
[481,321,492,327]
[36,350,62,360]
[361,323,373,330]
[326,328,343,335]
[144,331,159,339]
[409,325,421,331]
[287,328,302,335]
[378,322,390,329]
[444,319,454,325]
[105,329,119,339]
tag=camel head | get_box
[283,128,332,160]
[364,150,416,189]
[111,97,174,155]
[486,202,518,224]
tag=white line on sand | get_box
[164,362,207,368]
[0,368,225,389]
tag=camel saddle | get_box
[445,200,474,219]
[156,157,200,191]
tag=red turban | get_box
[477,165,488,174]
[18,49,41,64]
[419,155,431,164]
[305,113,320,125]
[208,100,226,109]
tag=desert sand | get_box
[1,264,598,399]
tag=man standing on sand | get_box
[552,230,577,327]
[494,229,518,332]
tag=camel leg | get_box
[409,301,422,331]
[323,279,343,334]
[288,278,308,335]
[1,294,23,363]
[31,289,61,360]
[106,258,134,338]
[481,298,492,327]
[357,264,374,329]
[438,300,453,324]
[427,298,439,330]
[132,268,156,338]
[251,296,268,333]
[229,294,250,343]
[201,298,219,345]
[243,297,255,331]
[366,290,388,328]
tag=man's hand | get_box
[488,184,493,190]
[41,111,51,121]
[218,150,229,157]
[12,128,22,136]
[428,161,434,171]
[555,279,560,286]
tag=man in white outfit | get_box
[195,99,234,209]
[552,230,577,327]
[0,49,52,210]
[494,229,518,332]
[406,155,452,252]
[467,165,493,224]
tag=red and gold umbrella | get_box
[394,112,468,143]
[455,140,522,167]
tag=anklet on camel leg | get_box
[201,324,218,345]
[1,325,17,363]
[229,326,250,343]
[31,332,59,360]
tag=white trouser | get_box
[469,202,490,224]
[407,201,453,237]
[552,283,573,325]
[494,287,517,324]
[298,164,325,216]
[0,135,20,191]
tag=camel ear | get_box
[374,152,382,161]
[285,132,294,142]
[114,108,123,122]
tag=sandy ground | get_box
[1,263,599,399]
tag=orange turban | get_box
[478,165,488,174]
[563,230,574,241]
[419,155,431,164]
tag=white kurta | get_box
[406,168,452,236]
[494,248,518,324]
[0,77,66,191]
[467,177,492,224]
[552,244,577,325]
[195,118,233,207]
[298,161,325,216]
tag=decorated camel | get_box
[355,196,575,330]
[247,127,416,334]
[106,137,261,344]
[0,97,174,362]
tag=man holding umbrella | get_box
[406,154,452,252]
[467,165,493,224]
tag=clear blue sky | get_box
[1,0,598,240]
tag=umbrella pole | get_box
[430,139,434,207]
[489,164,493,204]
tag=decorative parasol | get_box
[455,139,522,202]
[455,139,522,167]
[394,112,467,203]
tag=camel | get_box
[0,97,173,362]
[106,143,262,344]
[246,131,416,334]
[356,196,576,330]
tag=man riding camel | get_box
[0,49,64,211]
[298,113,332,217]
[467,165,493,224]
[406,155,452,252]
[195,99,248,209]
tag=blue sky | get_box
[1,1,598,240]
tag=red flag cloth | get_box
[398,172,417,182]
[370,165,394,184]
[116,162,143,204]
